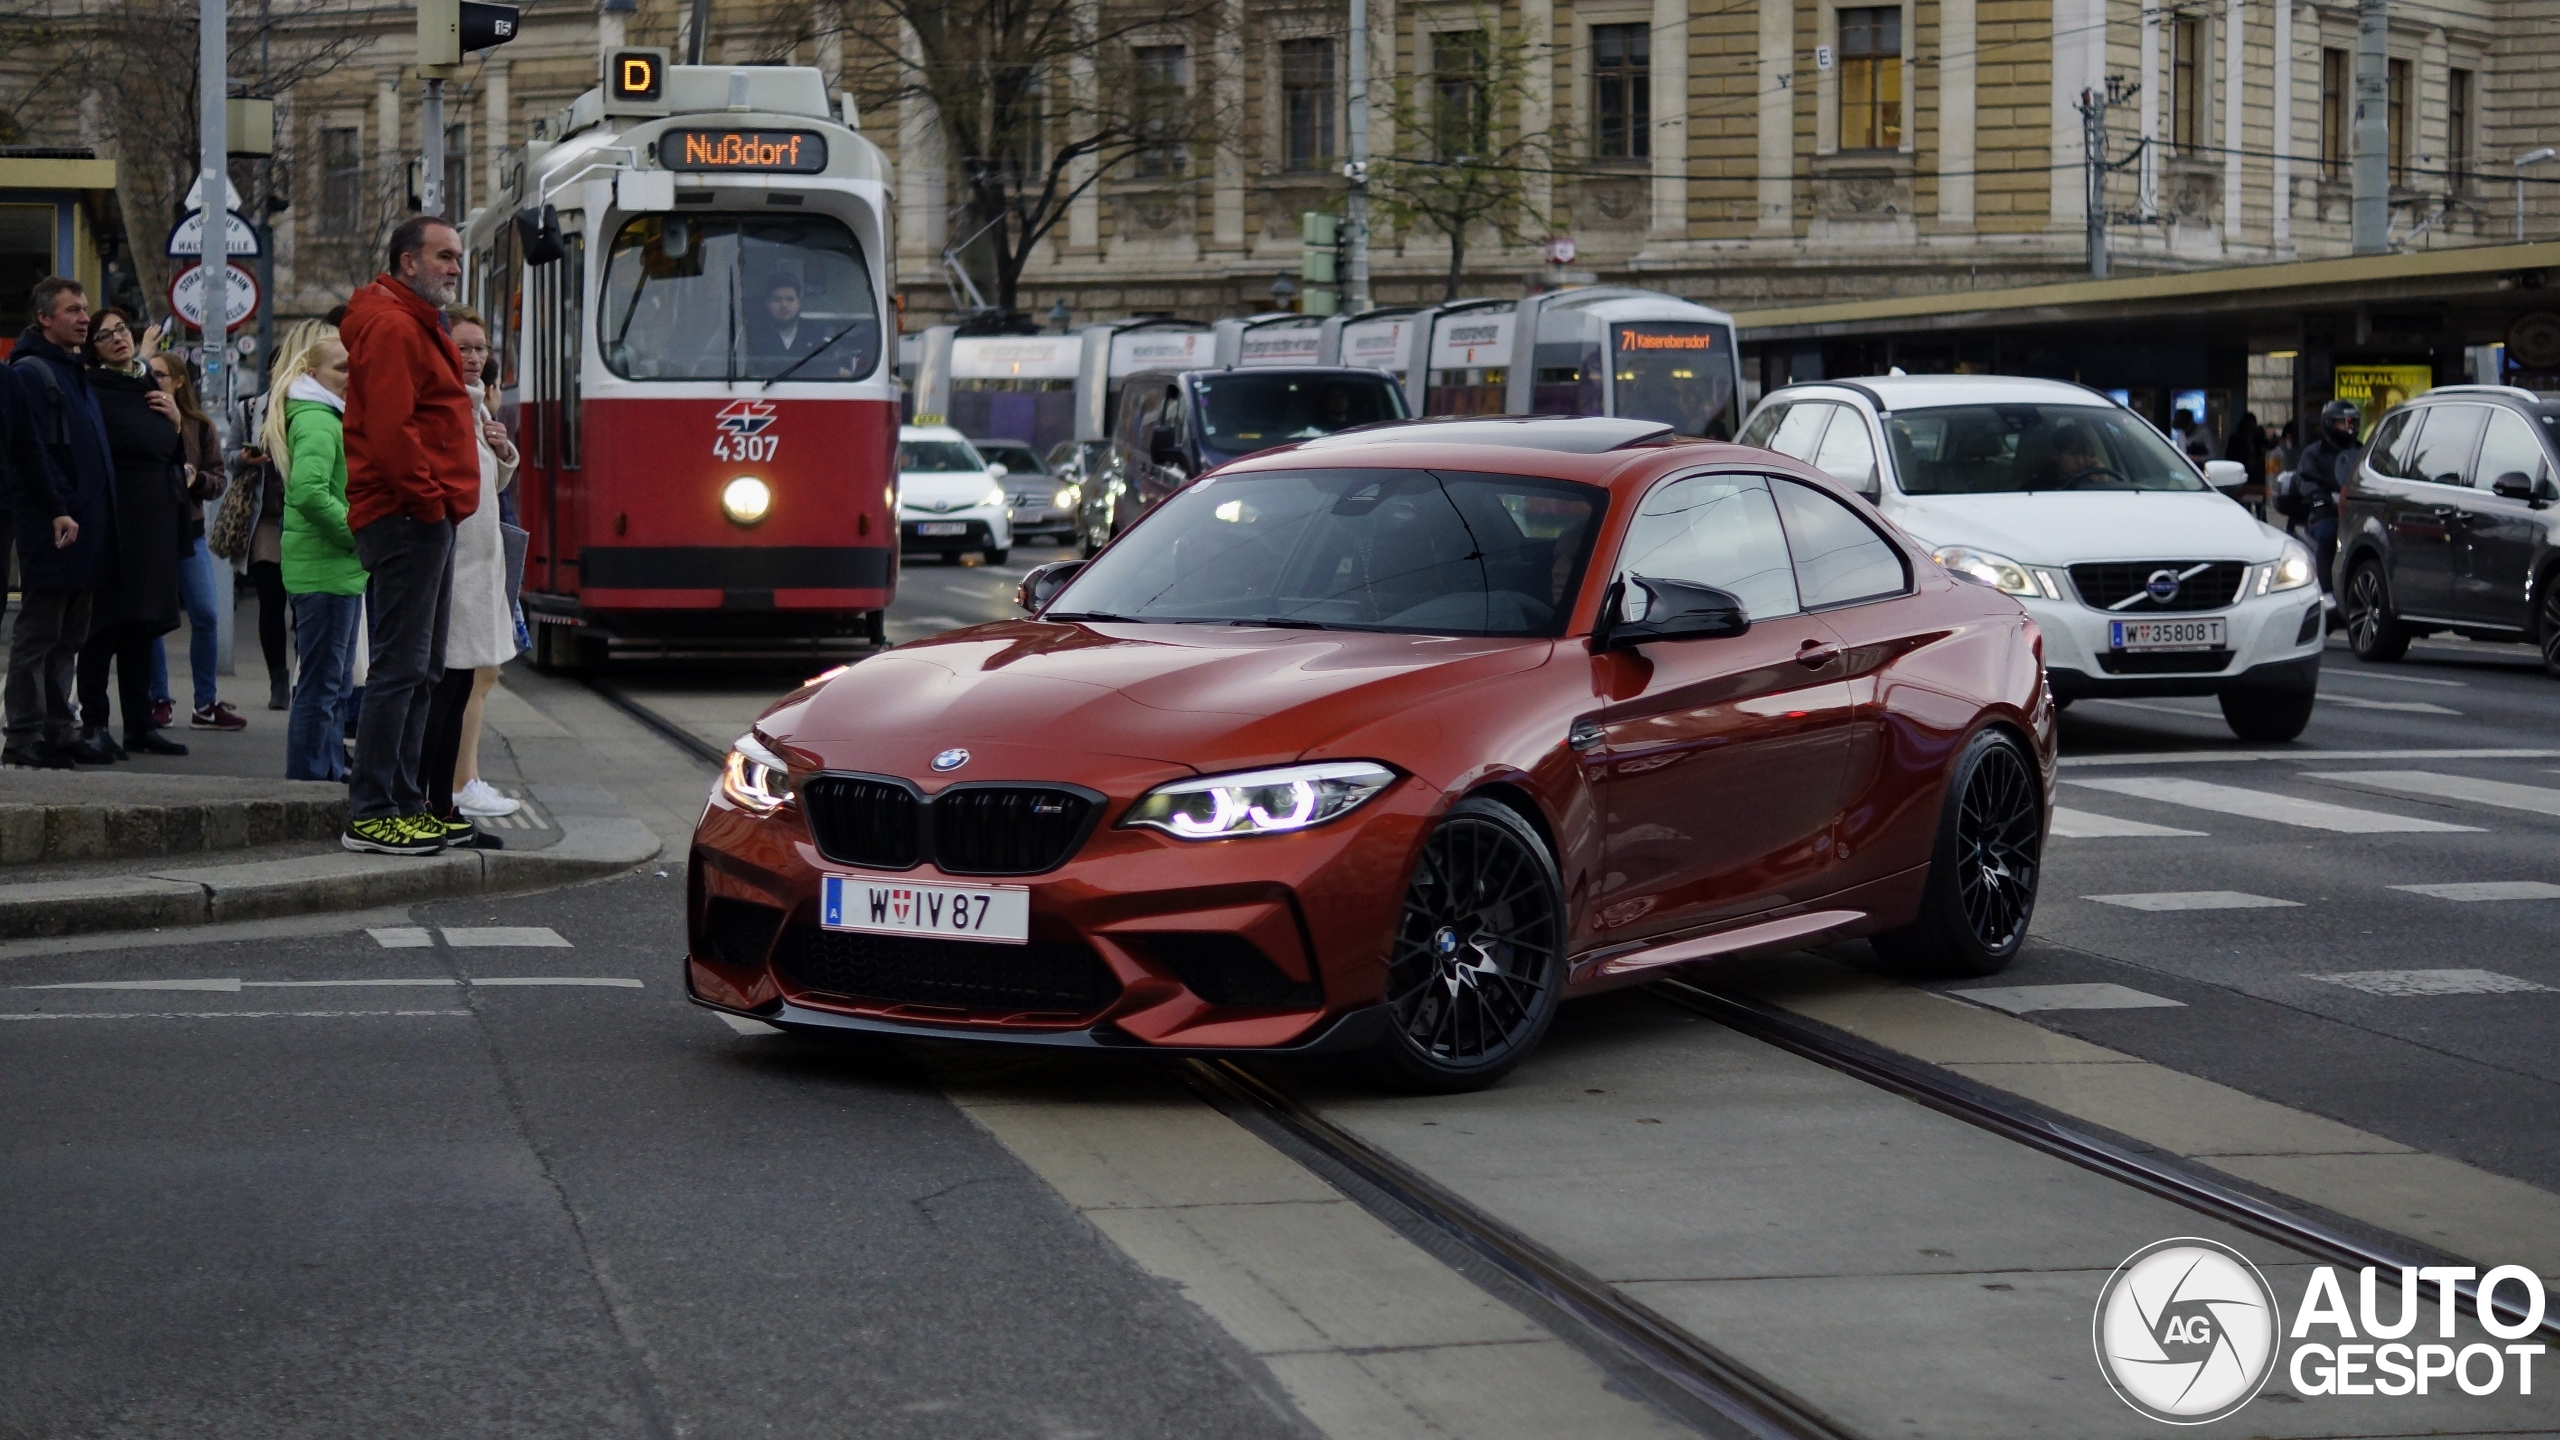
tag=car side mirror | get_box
[2489,471,2552,507]
[1017,559,1086,613]
[2203,459,2249,495]
[1148,424,1181,465]
[1593,576,1750,651]
[986,462,1008,479]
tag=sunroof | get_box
[1301,416,1678,454]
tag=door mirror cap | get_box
[2203,459,2250,494]
[1148,424,1181,465]
[2489,470,2554,506]
[986,462,1008,479]
[1594,576,1751,651]
[1017,559,1086,613]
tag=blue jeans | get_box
[2307,516,2339,595]
[286,591,363,781]
[150,536,222,711]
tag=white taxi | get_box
[897,425,1014,565]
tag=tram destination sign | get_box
[662,129,828,173]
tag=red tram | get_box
[464,58,898,667]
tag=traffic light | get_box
[1301,211,1342,316]
[418,0,518,67]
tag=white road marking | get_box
[2320,669,2467,687]
[2317,694,2462,714]
[2308,969,2554,997]
[2048,807,2206,838]
[2390,881,2560,902]
[715,1012,785,1036]
[2083,891,2304,911]
[21,978,241,991]
[899,614,968,628]
[2078,698,2225,720]
[1950,983,2187,1013]
[2305,770,2560,820]
[367,926,434,948]
[0,1010,470,1021]
[468,976,643,987]
[2067,777,2480,833]
[2061,748,2560,768]
[439,926,573,948]
[242,978,459,987]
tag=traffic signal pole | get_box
[198,0,228,429]
[1344,0,1371,313]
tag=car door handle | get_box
[1568,718,1605,752]
[1796,641,1840,669]
[2430,504,2461,518]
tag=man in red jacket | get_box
[339,215,483,855]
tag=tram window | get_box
[600,213,881,382]
[561,233,584,468]
[1608,323,1734,439]
[491,220,521,390]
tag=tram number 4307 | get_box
[712,433,779,461]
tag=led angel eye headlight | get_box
[1123,762,1396,839]
[719,732,796,813]
[1932,544,2040,597]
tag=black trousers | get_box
[349,515,455,819]
[418,665,476,819]
[4,586,94,746]
[248,559,290,685]
[76,620,162,738]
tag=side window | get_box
[1810,411,1880,496]
[1738,402,1790,450]
[2405,404,2488,487]
[1773,478,1909,608]
[1123,387,1163,451]
[1616,473,1803,620]
[2364,408,2420,479]
[1767,402,1836,461]
[2475,409,2552,494]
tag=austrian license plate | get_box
[2110,617,2227,651]
[820,875,1029,944]
[914,522,967,536]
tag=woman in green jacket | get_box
[264,332,366,781]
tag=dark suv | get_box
[1078,366,1408,554]
[2337,385,2560,675]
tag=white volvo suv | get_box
[1741,375,2326,740]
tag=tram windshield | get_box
[1608,323,1735,438]
[601,214,882,382]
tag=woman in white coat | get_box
[415,308,522,846]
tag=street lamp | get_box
[1047,297,1071,333]
[1270,271,1297,313]
[2517,147,2556,243]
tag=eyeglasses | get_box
[93,325,132,343]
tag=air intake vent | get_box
[1139,934,1322,1009]
[699,896,786,968]
[774,924,1121,1015]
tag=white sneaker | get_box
[455,778,522,817]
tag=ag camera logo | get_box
[2093,1238,2281,1424]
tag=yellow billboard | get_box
[2331,365,2433,440]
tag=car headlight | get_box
[984,485,1007,509]
[2265,537,2317,593]
[1122,761,1397,839]
[720,732,795,813]
[1055,485,1081,509]
[1932,545,2040,597]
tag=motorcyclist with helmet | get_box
[2285,398,2362,595]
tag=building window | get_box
[2319,48,2347,180]
[1132,45,1188,178]
[1280,38,1335,172]
[444,122,468,217]
[2386,57,2409,185]
[1432,30,1491,159]
[1593,23,1650,161]
[1837,6,1901,152]
[2171,17,2203,155]
[319,126,362,230]
[2448,67,2472,187]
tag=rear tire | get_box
[2343,558,2411,662]
[2539,573,2560,680]
[1368,797,1565,1093]
[1871,729,2043,979]
[2219,687,2316,742]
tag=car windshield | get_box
[600,214,882,382]
[978,443,1043,474]
[1052,467,1604,637]
[900,439,985,473]
[1192,374,1408,463]
[1885,403,2205,494]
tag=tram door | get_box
[522,235,586,598]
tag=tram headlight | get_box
[722,476,773,526]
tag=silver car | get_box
[971,438,1081,544]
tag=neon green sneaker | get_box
[344,815,444,855]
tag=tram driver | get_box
[747,278,821,367]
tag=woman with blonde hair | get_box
[267,328,370,781]
[415,305,519,841]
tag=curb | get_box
[0,814,663,941]
[2,787,348,866]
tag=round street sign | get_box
[168,262,261,333]
[166,210,262,259]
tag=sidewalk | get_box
[2,602,659,940]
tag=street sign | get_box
[168,262,261,333]
[182,174,247,212]
[165,210,261,258]
[1545,236,1578,264]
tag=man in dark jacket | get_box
[2291,399,2361,596]
[338,216,480,852]
[4,276,117,769]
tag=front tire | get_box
[985,546,1010,565]
[1871,729,2043,978]
[2219,687,2316,742]
[2343,558,2411,662]
[1370,797,1565,1093]
[2539,572,2560,680]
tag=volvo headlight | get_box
[722,476,772,525]
[1122,762,1396,839]
[1933,545,2040,597]
[720,732,796,813]
[2266,537,2317,593]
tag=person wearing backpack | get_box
[3,277,117,770]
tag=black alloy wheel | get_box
[2344,559,2410,662]
[1873,729,2043,978]
[2541,575,2560,680]
[1372,797,1564,1092]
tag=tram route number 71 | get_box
[713,399,781,462]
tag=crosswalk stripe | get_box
[2049,807,2207,838]
[2083,891,2303,911]
[2317,694,2461,715]
[2390,881,2560,901]
[2061,749,2560,768]
[2065,777,2480,833]
[2303,770,2560,820]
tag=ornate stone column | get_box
[1647,0,1687,240]
[1939,0,1978,231]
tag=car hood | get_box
[766,621,1551,778]
[1887,491,2284,564]
[899,472,997,505]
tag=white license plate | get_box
[2110,617,2227,651]
[913,522,968,536]
[820,875,1029,944]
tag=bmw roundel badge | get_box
[931,748,971,772]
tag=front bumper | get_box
[1006,505,1078,538]
[2029,590,2325,700]
[898,510,1010,551]
[685,771,1438,1052]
